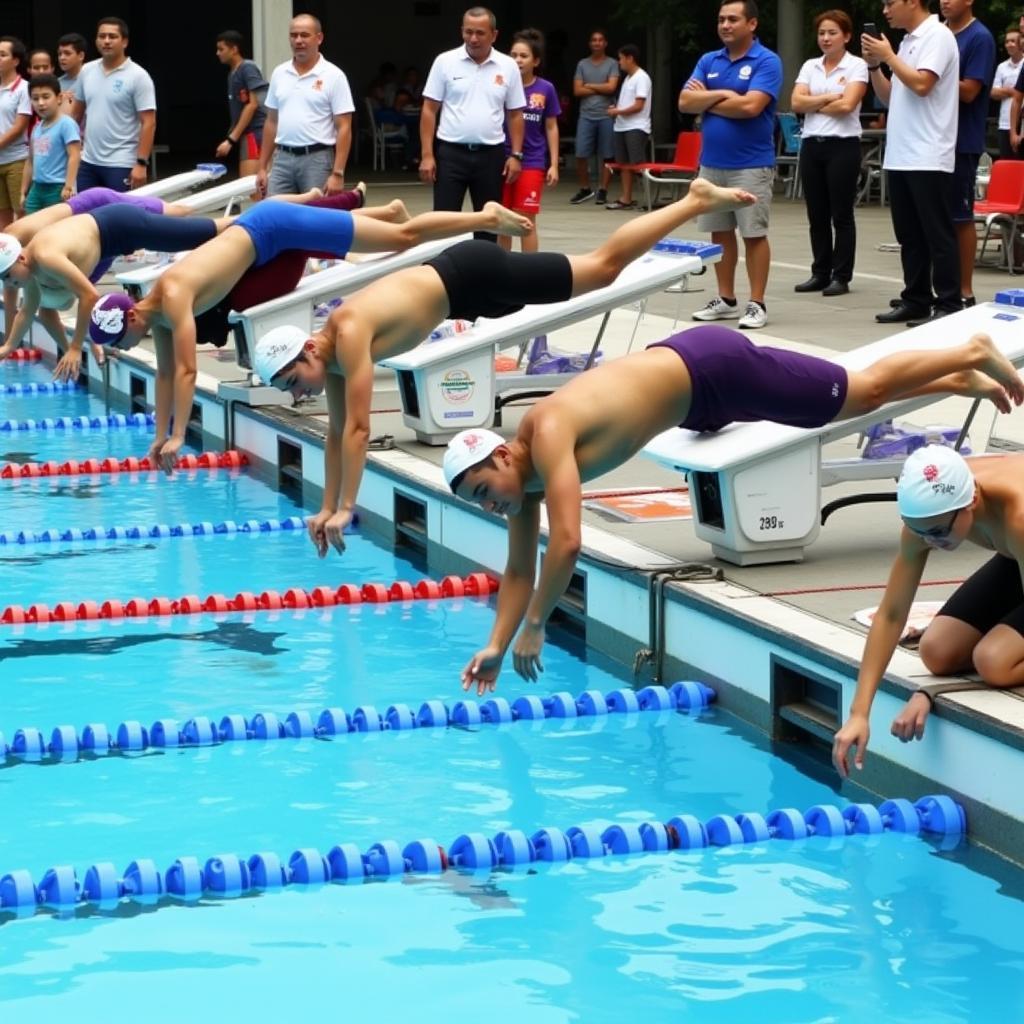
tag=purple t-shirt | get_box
[505,76,560,169]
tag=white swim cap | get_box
[443,428,506,490]
[0,233,21,274]
[37,284,74,310]
[897,445,975,520]
[254,325,308,384]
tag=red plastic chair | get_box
[974,160,1024,273]
[641,131,701,209]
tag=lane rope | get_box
[1,450,247,478]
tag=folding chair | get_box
[974,159,1024,273]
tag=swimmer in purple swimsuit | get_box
[440,251,1023,688]
[0,187,192,363]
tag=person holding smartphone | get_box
[790,10,869,296]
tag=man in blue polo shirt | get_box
[678,0,781,330]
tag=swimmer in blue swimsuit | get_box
[0,187,194,366]
[91,197,532,472]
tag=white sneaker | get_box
[691,296,741,321]
[738,301,768,329]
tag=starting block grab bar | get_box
[641,297,1024,565]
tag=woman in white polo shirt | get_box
[790,10,869,297]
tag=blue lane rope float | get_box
[0,515,309,546]
[0,793,966,920]
[0,413,156,432]
[2,381,80,395]
[0,682,716,769]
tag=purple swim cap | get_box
[88,292,135,345]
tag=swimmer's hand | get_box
[89,341,107,368]
[54,347,83,382]
[832,713,869,778]
[890,691,931,743]
[461,644,503,696]
[0,338,15,361]
[512,622,545,683]
[306,508,347,557]
[155,436,184,475]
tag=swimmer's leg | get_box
[566,177,757,295]
[838,332,1024,419]
[349,201,533,252]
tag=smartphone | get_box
[864,22,882,38]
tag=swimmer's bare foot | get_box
[687,177,758,212]
[483,200,533,237]
[951,368,1013,414]
[969,332,1024,406]
[387,198,410,223]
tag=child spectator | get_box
[500,29,560,252]
[21,73,81,213]
[606,44,652,210]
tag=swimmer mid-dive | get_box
[87,198,532,471]
[833,445,1024,778]
[0,187,194,366]
[440,317,1022,692]
[251,179,759,560]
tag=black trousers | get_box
[433,139,506,242]
[998,129,1022,160]
[886,169,960,313]
[798,136,861,283]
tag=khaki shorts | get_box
[0,159,24,211]
[696,165,774,238]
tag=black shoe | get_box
[822,279,849,297]
[962,296,976,308]
[876,302,930,324]
[906,308,956,328]
[794,276,829,293]
[570,188,595,205]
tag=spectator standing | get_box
[499,28,559,252]
[790,10,869,296]
[256,13,354,197]
[21,74,80,213]
[0,36,32,227]
[940,0,995,312]
[28,50,54,77]
[56,33,86,118]
[570,29,619,204]
[992,27,1022,158]
[605,44,652,210]
[419,7,525,242]
[678,0,782,330]
[72,17,155,192]
[864,0,960,324]
[214,30,267,180]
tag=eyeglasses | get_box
[905,507,960,541]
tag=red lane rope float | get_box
[0,574,499,627]
[0,450,248,479]
[2,348,42,361]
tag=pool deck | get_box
[114,176,1024,825]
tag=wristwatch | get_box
[135,157,149,167]
[510,151,524,161]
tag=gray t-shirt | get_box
[228,59,268,136]
[574,56,618,119]
[74,58,156,166]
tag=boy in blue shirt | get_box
[21,74,80,214]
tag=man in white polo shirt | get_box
[863,0,959,325]
[256,13,354,198]
[419,6,525,241]
[72,17,156,192]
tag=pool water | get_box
[2,371,1024,1022]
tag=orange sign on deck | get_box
[583,487,692,523]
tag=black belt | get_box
[803,135,860,143]
[276,142,333,155]
[439,139,503,151]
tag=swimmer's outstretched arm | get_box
[461,502,541,695]
[152,287,199,472]
[46,252,102,381]
[832,534,929,778]
[0,279,41,358]
[308,372,347,557]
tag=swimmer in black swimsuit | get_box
[834,446,1024,778]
